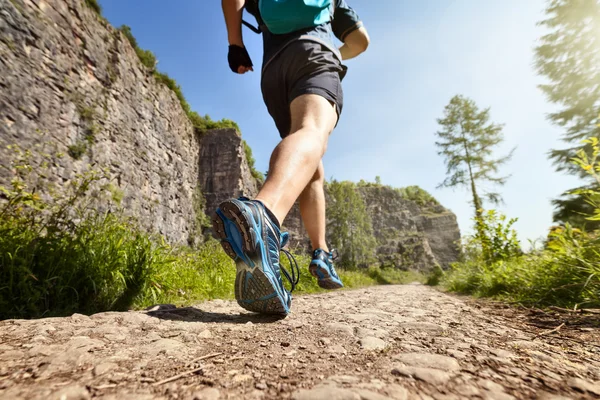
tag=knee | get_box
[310,162,325,185]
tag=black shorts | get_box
[261,40,345,138]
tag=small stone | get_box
[477,379,505,393]
[255,382,268,390]
[402,322,444,335]
[567,377,600,396]
[355,389,394,400]
[232,374,253,384]
[384,384,408,400]
[281,342,291,347]
[328,375,360,384]
[285,350,298,357]
[93,362,118,377]
[446,349,467,360]
[193,387,222,400]
[392,366,451,385]
[52,385,90,400]
[325,323,355,336]
[326,345,347,355]
[198,330,213,339]
[508,340,538,350]
[394,353,460,372]
[292,385,360,400]
[320,338,332,346]
[489,349,512,359]
[360,337,387,351]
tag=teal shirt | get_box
[244,0,363,73]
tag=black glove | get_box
[228,45,253,73]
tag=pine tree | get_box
[435,95,514,225]
[535,0,600,228]
[326,180,376,268]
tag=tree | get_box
[326,180,376,268]
[435,95,514,231]
[534,0,600,228]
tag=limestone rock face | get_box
[0,0,200,244]
[282,186,461,271]
[198,129,259,218]
[358,186,460,271]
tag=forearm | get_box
[222,0,245,46]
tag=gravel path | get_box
[1,284,599,399]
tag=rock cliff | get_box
[0,0,460,269]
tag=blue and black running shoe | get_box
[309,248,344,289]
[212,197,299,315]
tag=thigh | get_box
[289,94,337,138]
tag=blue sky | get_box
[98,0,581,245]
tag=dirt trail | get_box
[1,284,599,400]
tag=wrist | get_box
[228,35,244,47]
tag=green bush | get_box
[443,138,600,308]
[1,143,424,319]
[443,227,600,307]
[84,0,102,15]
[242,140,265,184]
[136,48,157,70]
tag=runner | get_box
[213,0,370,315]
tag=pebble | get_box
[566,377,600,396]
[360,336,387,351]
[392,366,452,385]
[92,362,118,377]
[325,323,355,336]
[52,385,90,400]
[394,353,460,372]
[198,329,213,339]
[326,345,347,355]
[193,387,222,400]
[292,385,361,400]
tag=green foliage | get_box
[326,180,377,268]
[396,185,440,208]
[84,0,102,15]
[474,209,521,264]
[136,48,157,70]
[0,144,414,319]
[153,72,190,113]
[435,94,514,239]
[118,25,138,49]
[535,0,600,176]
[535,0,600,228]
[444,143,600,308]
[443,227,600,308]
[118,25,156,70]
[426,264,444,286]
[190,111,240,132]
[67,141,87,160]
[242,140,265,184]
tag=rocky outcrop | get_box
[198,129,259,218]
[357,186,460,271]
[282,185,461,271]
[0,0,205,245]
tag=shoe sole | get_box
[212,200,288,315]
[309,263,344,290]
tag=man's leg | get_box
[299,160,328,252]
[255,94,337,225]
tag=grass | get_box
[442,227,600,308]
[0,145,426,319]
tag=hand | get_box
[228,45,254,74]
